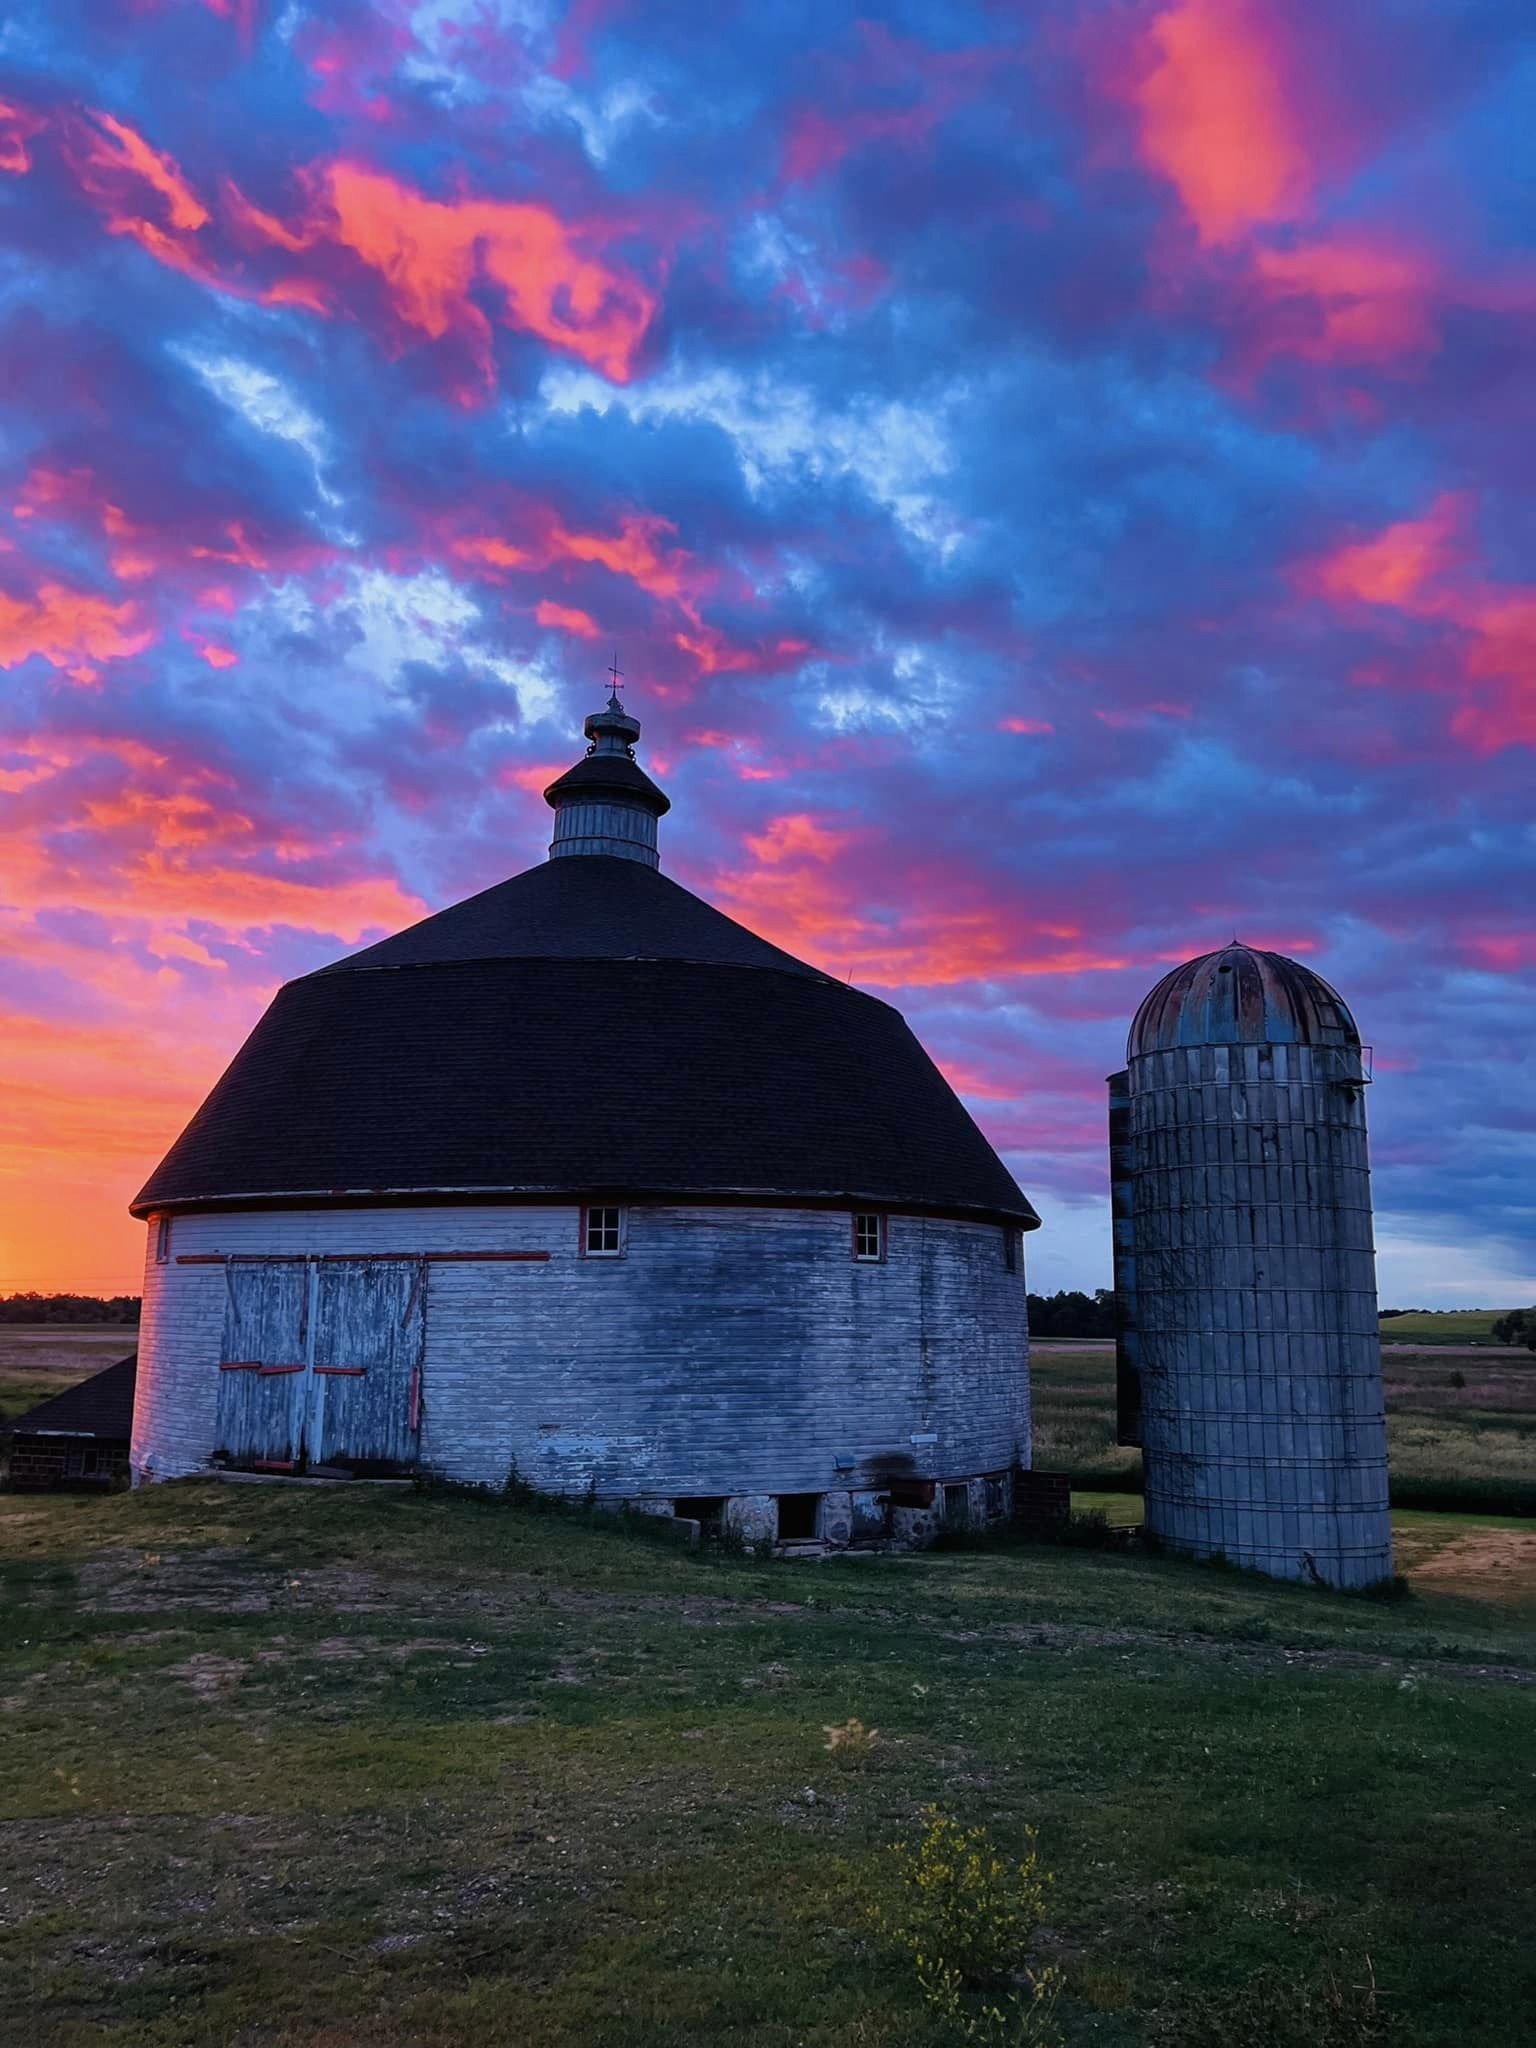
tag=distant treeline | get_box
[1027,1289,1116,1339]
[0,1293,142,1325]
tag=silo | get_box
[1109,944,1392,1588]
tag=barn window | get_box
[155,1216,171,1263]
[852,1212,885,1262]
[584,1206,624,1257]
[1003,1227,1019,1273]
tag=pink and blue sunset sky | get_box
[1,0,1533,1303]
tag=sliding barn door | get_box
[215,1260,310,1466]
[309,1259,427,1472]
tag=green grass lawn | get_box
[1034,1342,1536,1514]
[1,1480,1533,2047]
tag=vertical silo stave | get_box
[1120,945,1392,1588]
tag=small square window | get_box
[852,1212,884,1262]
[155,1216,171,1264]
[584,1206,623,1256]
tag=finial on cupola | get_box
[543,658,671,868]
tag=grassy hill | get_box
[2,1480,1533,2046]
[1379,1310,1523,1344]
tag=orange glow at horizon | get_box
[0,732,434,1292]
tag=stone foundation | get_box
[622,1470,1019,1553]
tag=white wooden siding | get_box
[132,1203,1030,1493]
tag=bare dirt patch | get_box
[1395,1526,1536,1608]
[168,1652,248,1700]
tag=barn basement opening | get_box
[776,1492,821,1540]
[674,1495,726,1526]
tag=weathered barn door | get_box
[215,1259,310,1466]
[308,1259,427,1473]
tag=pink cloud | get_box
[1129,0,1311,245]
[1303,495,1536,751]
[535,600,601,638]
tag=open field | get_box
[1377,1311,1521,1346]
[1,1480,1534,2048]
[1034,1342,1536,1515]
[0,1326,139,1427]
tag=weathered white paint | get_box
[1125,1040,1392,1588]
[547,796,659,866]
[133,1203,1031,1501]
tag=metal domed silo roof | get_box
[1127,943,1359,1060]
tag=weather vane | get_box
[607,650,624,696]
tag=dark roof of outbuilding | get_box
[1128,943,1359,1059]
[4,1353,137,1440]
[133,857,1037,1226]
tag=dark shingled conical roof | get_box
[133,857,1038,1228]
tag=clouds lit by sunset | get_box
[1,0,1532,1303]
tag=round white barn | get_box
[130,693,1041,1550]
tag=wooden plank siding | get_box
[214,1261,310,1464]
[133,1204,1031,1497]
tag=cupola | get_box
[543,688,671,868]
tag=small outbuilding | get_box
[128,690,1041,1549]
[3,1353,137,1492]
